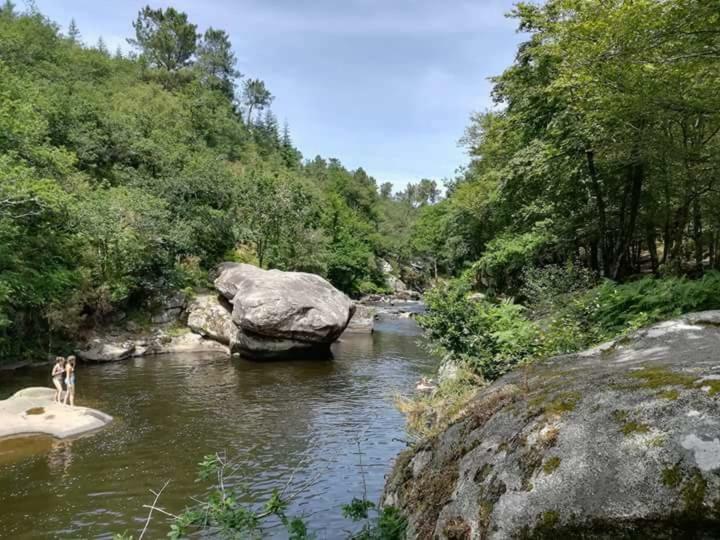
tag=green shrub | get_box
[520,262,598,312]
[471,222,556,295]
[418,279,540,381]
[575,272,720,340]
[419,272,720,383]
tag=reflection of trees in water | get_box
[47,439,74,477]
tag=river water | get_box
[0,315,435,539]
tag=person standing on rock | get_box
[51,357,65,403]
[63,356,76,407]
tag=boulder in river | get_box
[214,263,355,358]
[384,311,720,538]
[0,387,112,439]
[344,303,375,334]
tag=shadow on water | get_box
[0,317,436,539]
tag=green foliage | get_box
[128,6,198,71]
[520,262,597,312]
[472,223,556,294]
[577,273,720,340]
[342,499,406,540]
[427,0,720,290]
[420,272,720,381]
[112,454,405,540]
[418,278,540,381]
[0,5,395,362]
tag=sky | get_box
[35,0,524,190]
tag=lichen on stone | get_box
[661,464,682,488]
[628,367,697,390]
[543,456,561,474]
[682,470,707,518]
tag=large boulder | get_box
[384,312,720,539]
[214,263,354,358]
[381,259,409,294]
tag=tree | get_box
[280,121,302,168]
[416,178,440,205]
[67,18,80,42]
[127,6,197,71]
[95,36,108,55]
[380,182,393,199]
[241,78,273,125]
[196,27,240,99]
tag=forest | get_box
[0,3,441,362]
[409,0,720,430]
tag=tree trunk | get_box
[693,197,703,274]
[646,223,659,274]
[585,149,609,276]
[589,240,599,272]
[612,161,644,280]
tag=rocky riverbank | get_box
[383,311,720,538]
[67,264,426,364]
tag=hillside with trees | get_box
[0,3,427,362]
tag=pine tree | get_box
[0,0,15,18]
[67,18,80,42]
[96,36,109,55]
[196,28,240,100]
[280,121,302,168]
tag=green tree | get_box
[67,18,80,42]
[128,6,198,71]
[241,78,273,124]
[196,27,239,99]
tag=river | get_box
[0,314,436,539]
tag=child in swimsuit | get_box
[63,356,76,407]
[51,357,65,403]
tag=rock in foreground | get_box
[384,312,720,539]
[214,263,354,358]
[0,387,112,439]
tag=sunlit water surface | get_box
[0,317,435,539]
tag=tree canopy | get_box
[0,5,428,361]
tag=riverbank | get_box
[385,311,720,538]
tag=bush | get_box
[419,272,720,384]
[520,262,597,312]
[472,222,556,295]
[577,272,720,340]
[418,279,540,381]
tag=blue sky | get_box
[36,1,524,190]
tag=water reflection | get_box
[0,319,436,538]
[47,439,75,478]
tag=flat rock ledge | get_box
[76,330,229,362]
[384,311,720,539]
[0,387,112,439]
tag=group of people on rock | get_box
[51,356,77,407]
